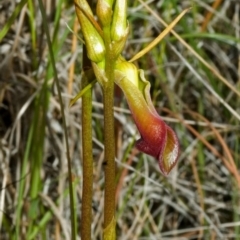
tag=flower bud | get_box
[110,0,127,41]
[96,0,112,27]
[75,0,105,63]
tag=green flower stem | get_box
[102,36,116,232]
[81,46,93,240]
[103,82,115,226]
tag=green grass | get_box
[0,0,240,239]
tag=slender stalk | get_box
[103,40,116,228]
[81,47,93,240]
[103,83,116,227]
[80,2,93,238]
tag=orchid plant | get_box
[73,0,188,239]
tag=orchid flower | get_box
[115,60,179,176]
[75,0,180,175]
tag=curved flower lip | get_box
[115,67,179,176]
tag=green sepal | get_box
[115,59,139,88]
[111,23,129,58]
[97,0,113,27]
[111,0,127,41]
[75,0,105,63]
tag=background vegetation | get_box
[0,0,240,239]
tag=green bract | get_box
[97,0,112,27]
[111,0,127,41]
[74,0,105,63]
[110,0,129,58]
